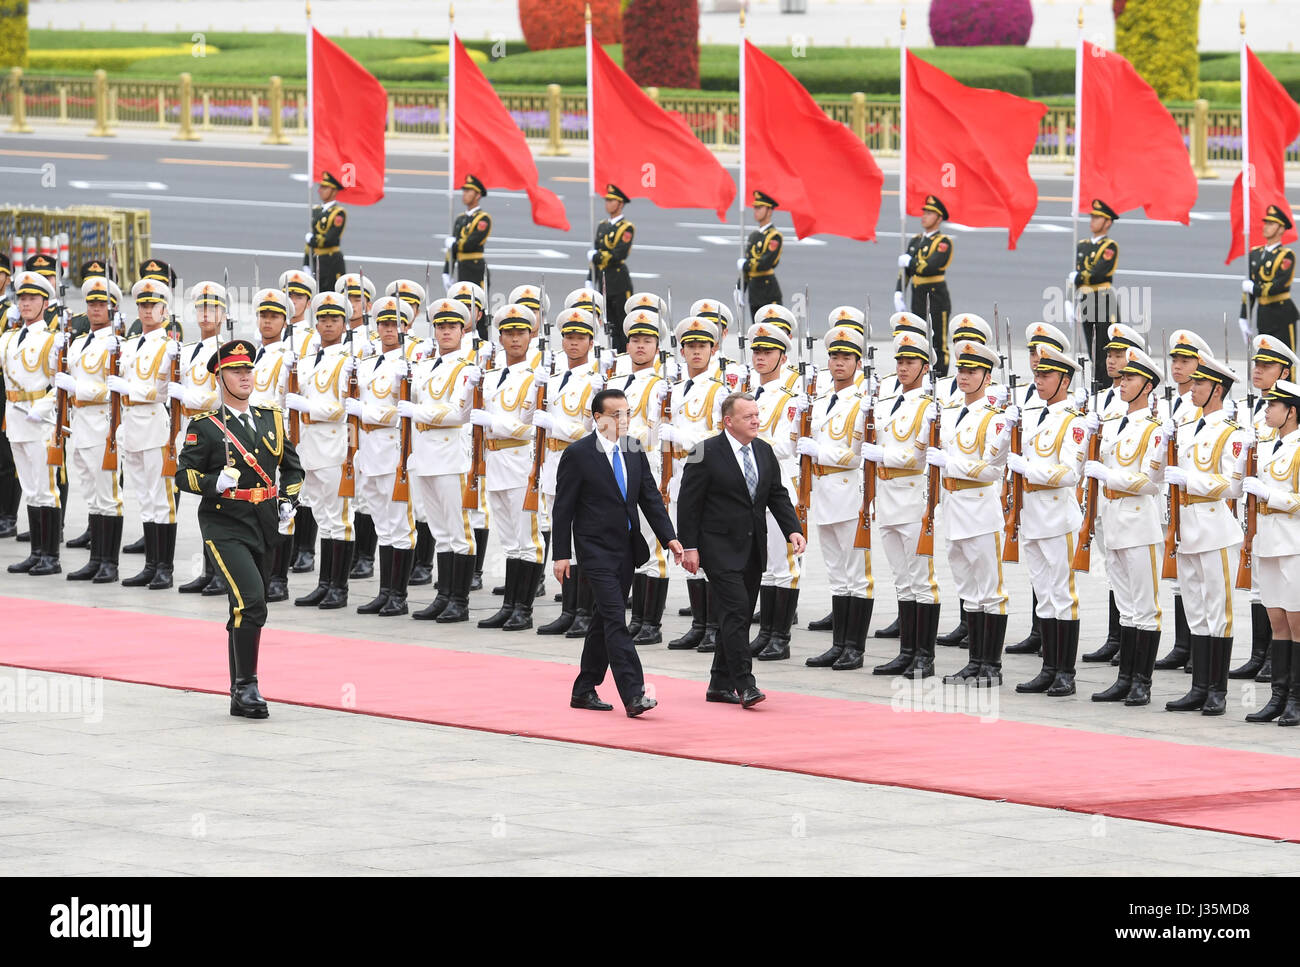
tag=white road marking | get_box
[71,180,167,191]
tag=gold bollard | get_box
[249,92,260,132]
[88,69,114,138]
[541,83,569,157]
[645,86,659,106]
[1192,98,1218,179]
[174,72,200,141]
[851,91,866,143]
[157,89,167,128]
[7,67,33,134]
[714,107,726,149]
[57,85,68,124]
[263,75,290,145]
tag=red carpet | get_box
[5,594,1300,842]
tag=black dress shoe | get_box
[570,691,613,711]
[625,694,657,718]
[740,687,766,709]
[706,689,741,704]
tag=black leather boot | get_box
[629,572,649,639]
[291,504,317,573]
[1277,642,1300,726]
[413,551,454,620]
[874,614,901,639]
[1155,595,1192,670]
[937,600,969,647]
[29,505,63,576]
[833,597,873,670]
[0,474,16,538]
[565,568,594,639]
[944,608,985,682]
[808,611,834,631]
[668,578,708,649]
[634,577,670,646]
[122,531,145,554]
[874,599,918,675]
[230,626,269,719]
[906,602,939,679]
[1230,602,1270,679]
[121,521,158,586]
[436,553,475,623]
[1046,618,1079,696]
[356,544,394,614]
[66,522,91,549]
[478,558,520,628]
[470,527,488,591]
[1017,616,1058,693]
[807,595,851,667]
[179,541,214,592]
[1166,635,1211,711]
[749,585,776,657]
[538,569,577,635]
[1246,639,1291,722]
[1125,629,1159,706]
[350,513,376,579]
[536,531,549,599]
[294,539,335,607]
[503,561,540,631]
[1084,591,1121,663]
[1005,592,1042,654]
[697,584,719,653]
[202,560,230,596]
[378,546,412,616]
[319,540,351,609]
[264,534,290,602]
[142,521,175,588]
[758,587,797,661]
[976,612,1008,687]
[1093,625,1137,701]
[409,521,434,585]
[93,514,122,584]
[1202,636,1233,716]
[7,506,42,573]
[66,514,102,581]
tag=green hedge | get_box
[1199,51,1300,101]
[0,0,27,70]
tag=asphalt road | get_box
[0,133,1262,362]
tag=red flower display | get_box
[518,0,622,51]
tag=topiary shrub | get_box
[0,0,28,70]
[1115,0,1199,101]
[624,0,698,90]
[518,0,621,52]
[930,0,1033,47]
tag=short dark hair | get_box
[591,388,627,417]
[721,391,756,420]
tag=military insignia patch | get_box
[1233,441,1243,458]
[768,238,779,250]
[788,406,797,422]
[1073,426,1085,444]
[996,423,1004,435]
[333,214,344,226]
[938,242,949,252]
[622,230,632,243]
[1104,249,1114,259]
[726,372,739,388]
[185,433,197,444]
[1284,258,1293,270]
[987,395,997,406]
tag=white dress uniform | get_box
[753,377,801,588]
[875,382,938,606]
[2,317,60,509]
[807,382,869,598]
[250,338,295,538]
[408,347,476,556]
[294,341,353,542]
[176,336,220,433]
[1253,426,1300,610]
[1017,396,1086,621]
[621,363,671,579]
[539,359,599,534]
[117,326,177,525]
[480,357,539,563]
[353,346,415,551]
[65,326,121,517]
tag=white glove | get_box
[24,406,44,423]
[53,372,76,393]
[1243,476,1272,502]
[1064,301,1075,325]
[284,392,309,413]
[1071,387,1088,409]
[791,394,810,414]
[925,446,947,469]
[1161,419,1176,439]
[795,436,820,459]
[1163,466,1188,488]
[444,236,455,251]
[587,249,598,263]
[5,305,19,323]
[305,232,314,243]
[1084,410,1100,434]
[278,500,295,523]
[664,358,680,381]
[166,381,185,401]
[893,291,907,314]
[531,411,555,432]
[919,401,941,429]
[162,339,179,361]
[736,257,747,272]
[986,384,1008,407]
[898,253,912,269]
[51,331,66,350]
[657,424,677,445]
[1239,316,1252,343]
[1084,460,1109,482]
[441,273,452,290]
[1003,404,1021,427]
[462,364,482,386]
[343,397,363,418]
[651,383,669,406]
[105,375,129,395]
[587,373,605,393]
[396,400,418,420]
[733,288,744,309]
[1067,271,1079,288]
[216,468,240,491]
[469,408,493,428]
[860,442,884,464]
[1239,422,1257,447]
[1007,454,1029,476]
[1242,278,1255,295]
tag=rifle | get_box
[522,326,549,513]
[391,354,413,503]
[161,330,181,478]
[1235,351,1257,590]
[1002,315,1024,564]
[1161,331,1179,580]
[794,332,814,538]
[462,336,491,509]
[217,266,235,471]
[916,294,940,556]
[1071,393,1102,572]
[101,332,122,472]
[854,342,876,549]
[658,337,674,507]
[737,332,749,393]
[338,352,359,499]
[47,290,70,467]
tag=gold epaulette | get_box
[190,410,218,421]
[254,403,282,413]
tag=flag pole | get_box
[1071,8,1082,267]
[586,3,595,241]
[306,2,314,222]
[898,9,907,256]
[1240,12,1251,272]
[449,4,457,242]
[738,5,746,261]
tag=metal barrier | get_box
[0,206,152,281]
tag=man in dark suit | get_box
[551,389,684,718]
[677,392,806,708]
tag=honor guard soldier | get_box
[111,278,180,589]
[690,299,738,388]
[1081,347,1166,705]
[564,288,608,361]
[387,279,435,588]
[125,260,183,340]
[922,340,1011,685]
[618,309,673,644]
[937,313,1004,407]
[0,252,11,317]
[660,317,725,651]
[1240,204,1298,351]
[589,183,635,353]
[449,280,489,345]
[343,296,417,618]
[744,320,802,662]
[895,194,954,376]
[174,339,304,719]
[247,288,296,603]
[283,291,355,610]
[1007,344,1087,696]
[750,304,803,393]
[278,268,320,575]
[612,293,669,378]
[443,173,491,289]
[2,271,63,575]
[401,298,480,623]
[22,253,62,330]
[66,259,115,337]
[333,272,377,361]
[55,275,126,583]
[1241,378,1300,724]
[738,190,783,321]
[862,332,941,675]
[1069,198,1121,390]
[1161,352,1247,716]
[305,171,347,294]
[1153,328,1213,673]
[448,281,492,586]
[795,325,872,670]
[472,304,543,630]
[874,311,927,404]
[507,284,552,373]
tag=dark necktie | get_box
[558,370,571,393]
[1037,408,1049,426]
[827,393,839,412]
[1105,388,1114,409]
[1195,418,1205,436]
[684,378,694,396]
[754,385,764,399]
[1274,439,1283,455]
[254,348,264,364]
[497,367,509,388]
[431,356,442,371]
[890,395,903,415]
[190,342,203,363]
[1118,416,1129,434]
[313,347,324,367]
[957,406,969,425]
[1173,396,1182,414]
[16,326,26,346]
[137,335,145,351]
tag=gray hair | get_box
[721,391,756,421]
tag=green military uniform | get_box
[741,190,784,321]
[589,183,635,353]
[443,173,491,289]
[897,194,954,376]
[306,204,347,295]
[1074,198,1121,391]
[175,340,304,719]
[1242,204,1299,352]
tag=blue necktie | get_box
[612,442,630,529]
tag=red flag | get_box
[591,43,734,220]
[1077,42,1197,225]
[1226,47,1300,263]
[744,40,881,240]
[904,52,1046,250]
[310,27,387,205]
[452,36,569,231]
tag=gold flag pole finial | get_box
[1077,8,1083,28]
[586,3,591,23]
[740,5,745,29]
[1240,10,1246,34]
[900,9,907,29]
[305,0,311,17]
[449,3,454,24]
